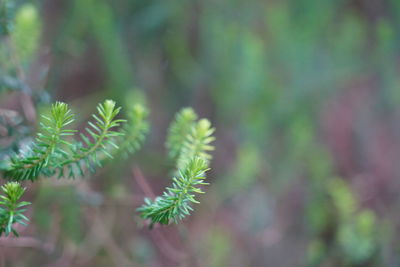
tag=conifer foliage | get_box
[0,102,215,235]
[0,99,149,236]
[138,108,215,226]
[0,182,30,236]
[0,0,216,239]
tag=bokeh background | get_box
[1,0,400,266]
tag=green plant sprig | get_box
[0,99,149,236]
[2,99,149,182]
[176,118,215,171]
[0,182,30,236]
[138,108,215,226]
[57,100,126,177]
[4,102,75,181]
[138,157,209,225]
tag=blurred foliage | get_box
[1,0,400,266]
[33,184,83,243]
[12,3,41,64]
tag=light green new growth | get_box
[176,119,215,171]
[166,107,197,161]
[5,102,75,181]
[3,100,148,180]
[57,99,126,177]
[138,108,215,226]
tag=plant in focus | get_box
[0,100,149,236]
[0,101,215,235]
[0,1,216,238]
[138,108,215,226]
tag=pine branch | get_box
[137,157,209,225]
[138,109,215,226]
[0,182,30,237]
[4,102,75,181]
[1,98,213,233]
[57,99,125,177]
[0,99,150,236]
[2,100,135,180]
[176,118,215,171]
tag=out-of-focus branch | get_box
[132,165,155,199]
[132,166,187,263]
[5,36,37,124]
[0,236,54,253]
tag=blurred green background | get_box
[1,0,400,266]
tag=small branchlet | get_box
[57,99,126,177]
[138,108,215,226]
[176,118,215,171]
[4,102,75,181]
[138,158,209,225]
[0,182,30,236]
